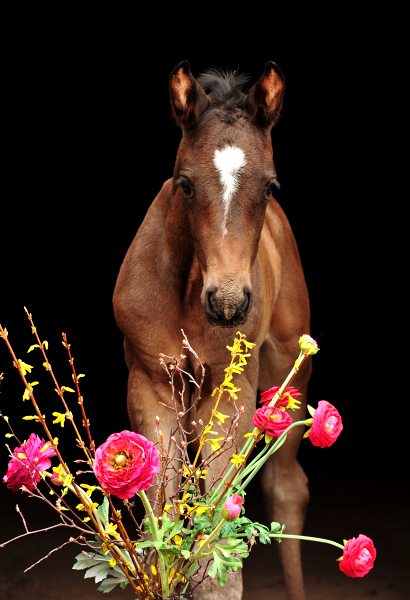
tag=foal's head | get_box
[170,60,284,327]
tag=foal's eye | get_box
[178,178,194,198]
[265,177,280,199]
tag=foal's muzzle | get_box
[203,285,253,326]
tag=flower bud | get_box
[191,421,197,428]
[298,334,319,356]
[155,416,160,425]
[178,411,184,417]
[221,494,243,521]
[171,436,177,444]
[181,441,187,449]
[198,419,203,427]
[239,406,245,414]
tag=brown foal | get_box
[113,60,312,600]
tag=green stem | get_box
[233,531,344,550]
[138,490,169,598]
[210,351,306,504]
[234,421,306,494]
[170,517,226,592]
[233,441,271,481]
[269,533,344,550]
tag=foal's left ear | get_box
[169,60,208,129]
[247,61,285,128]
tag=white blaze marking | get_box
[213,145,246,235]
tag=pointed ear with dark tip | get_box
[169,60,208,129]
[247,61,285,128]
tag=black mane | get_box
[197,68,250,111]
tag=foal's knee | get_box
[261,459,309,518]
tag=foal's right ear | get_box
[169,60,208,129]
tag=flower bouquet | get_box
[0,311,376,598]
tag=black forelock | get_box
[197,68,251,110]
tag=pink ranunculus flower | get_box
[308,400,343,448]
[93,431,160,499]
[260,385,301,409]
[339,534,376,577]
[3,433,57,493]
[253,405,293,437]
[221,494,243,521]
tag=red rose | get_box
[252,406,293,437]
[93,430,160,499]
[339,534,376,577]
[3,433,57,493]
[308,401,343,448]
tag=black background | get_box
[1,12,408,599]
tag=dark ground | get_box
[1,11,408,600]
[1,470,409,599]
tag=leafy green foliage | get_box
[208,537,245,586]
[73,545,131,593]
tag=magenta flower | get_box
[93,431,160,499]
[253,405,293,438]
[221,494,243,521]
[307,401,343,448]
[3,433,57,493]
[260,385,301,409]
[339,535,376,577]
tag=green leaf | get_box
[208,551,227,586]
[252,522,271,544]
[84,562,111,582]
[270,522,282,533]
[215,537,249,557]
[220,521,237,537]
[164,519,184,543]
[136,539,167,551]
[208,547,243,587]
[181,550,190,560]
[96,497,110,526]
[192,515,212,533]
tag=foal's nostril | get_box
[239,288,252,315]
[206,287,222,317]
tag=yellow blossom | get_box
[80,483,101,497]
[192,503,211,516]
[27,344,40,353]
[109,558,116,568]
[207,437,225,453]
[105,523,120,537]
[18,360,34,376]
[230,454,246,468]
[52,412,66,427]
[214,412,230,424]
